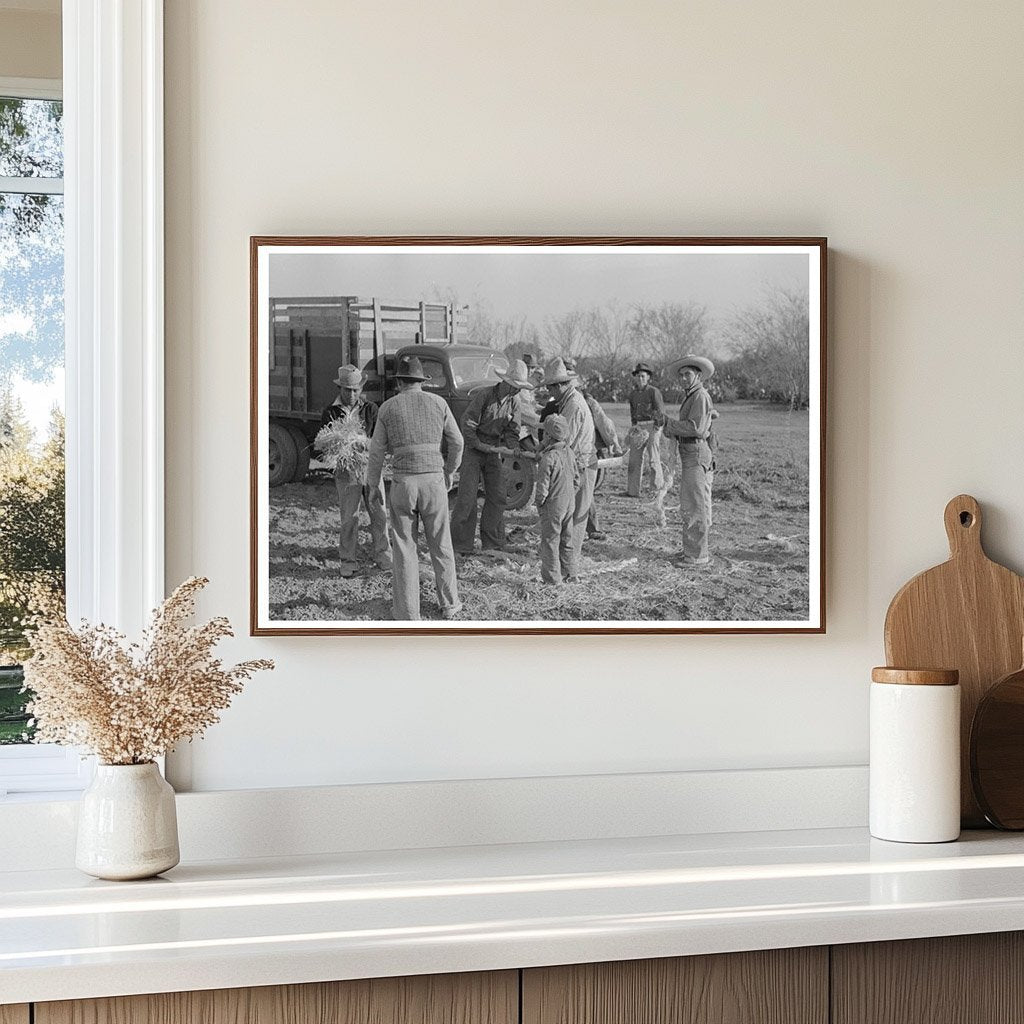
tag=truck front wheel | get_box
[269,421,298,487]
[503,454,536,511]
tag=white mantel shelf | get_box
[4,826,1024,1004]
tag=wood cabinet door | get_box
[832,932,1024,1024]
[35,971,517,1024]
[523,948,828,1024]
[0,1007,30,1024]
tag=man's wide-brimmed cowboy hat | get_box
[333,364,364,387]
[664,354,716,380]
[394,355,430,381]
[631,362,655,377]
[542,358,573,386]
[497,358,536,390]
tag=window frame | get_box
[0,0,165,797]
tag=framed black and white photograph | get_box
[250,236,826,635]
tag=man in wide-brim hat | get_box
[539,357,598,580]
[545,356,621,543]
[320,364,391,578]
[657,354,717,565]
[662,354,715,380]
[451,359,534,555]
[626,361,666,498]
[366,355,465,619]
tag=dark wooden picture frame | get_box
[250,236,827,635]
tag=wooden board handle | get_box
[944,494,983,558]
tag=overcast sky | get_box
[269,249,810,327]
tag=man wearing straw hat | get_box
[626,362,665,497]
[451,359,535,554]
[366,355,465,620]
[657,354,717,565]
[320,364,391,579]
[541,357,597,579]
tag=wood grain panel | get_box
[832,933,1024,1024]
[522,949,828,1024]
[0,1006,30,1024]
[36,970,517,1024]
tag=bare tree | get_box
[630,301,709,366]
[730,286,810,409]
[543,309,590,362]
[492,315,542,360]
[584,302,634,379]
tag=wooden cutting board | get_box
[884,494,1024,827]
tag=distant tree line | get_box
[448,285,812,409]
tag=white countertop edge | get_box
[11,901,1024,1006]
[6,826,1024,1005]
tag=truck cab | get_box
[359,343,511,422]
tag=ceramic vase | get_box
[76,762,180,880]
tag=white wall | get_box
[163,1,1024,792]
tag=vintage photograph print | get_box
[251,237,826,634]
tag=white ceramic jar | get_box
[76,762,180,880]
[870,667,961,843]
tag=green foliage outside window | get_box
[0,394,65,743]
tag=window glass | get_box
[449,353,509,386]
[419,359,445,388]
[0,97,65,746]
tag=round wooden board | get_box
[971,664,1024,829]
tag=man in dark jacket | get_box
[626,362,665,497]
[451,359,534,553]
[320,364,391,578]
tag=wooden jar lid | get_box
[871,667,960,686]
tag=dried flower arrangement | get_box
[23,577,273,765]
[315,416,371,476]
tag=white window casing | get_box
[63,0,164,634]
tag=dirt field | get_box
[267,401,811,623]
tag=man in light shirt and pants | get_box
[541,358,597,580]
[658,354,716,565]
